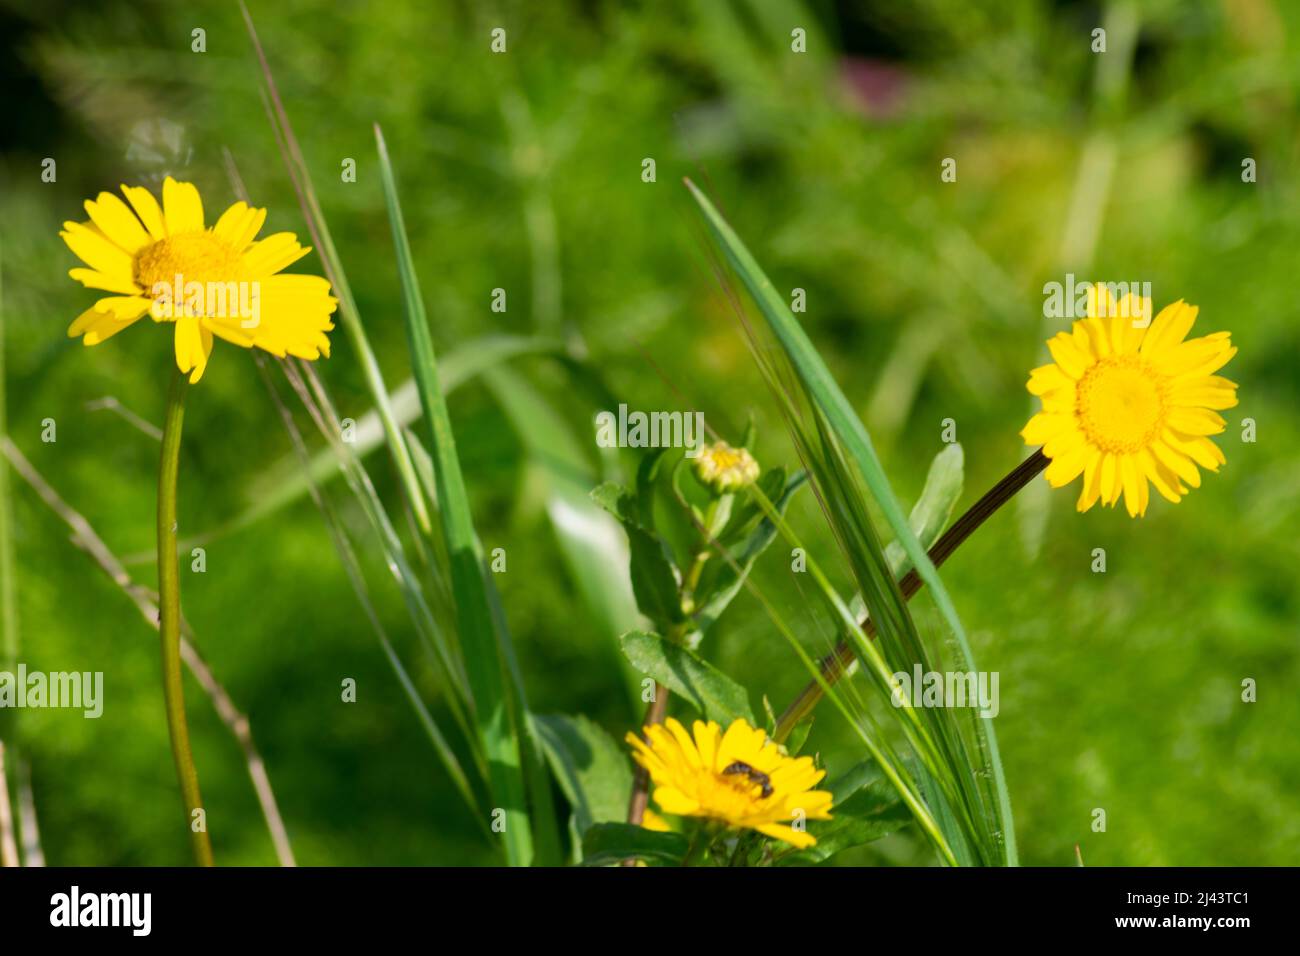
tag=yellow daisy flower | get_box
[61,177,337,383]
[626,716,832,848]
[693,440,760,494]
[1021,287,1238,517]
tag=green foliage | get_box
[687,178,1013,865]
[581,823,689,867]
[3,0,1297,867]
[782,775,912,865]
[376,124,536,864]
[535,714,632,852]
[620,630,754,727]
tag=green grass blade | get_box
[235,336,562,539]
[687,178,1017,866]
[240,1,432,536]
[375,123,533,866]
[255,358,485,823]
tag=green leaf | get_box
[376,124,533,866]
[581,823,689,867]
[781,774,911,865]
[884,443,964,577]
[590,481,636,526]
[535,715,633,843]
[627,526,685,629]
[784,716,814,756]
[635,448,669,530]
[620,630,754,726]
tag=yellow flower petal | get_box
[61,221,134,280]
[68,306,147,346]
[754,823,817,849]
[174,315,213,383]
[120,184,167,240]
[69,267,140,296]
[1047,331,1091,379]
[162,177,205,235]
[242,232,311,276]
[1140,300,1198,356]
[84,191,153,255]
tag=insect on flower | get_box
[722,760,774,799]
[626,716,832,848]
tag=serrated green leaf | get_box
[620,630,754,726]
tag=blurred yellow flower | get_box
[1022,288,1238,517]
[626,717,832,848]
[693,440,759,494]
[640,809,671,832]
[61,177,336,383]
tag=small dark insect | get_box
[722,760,773,799]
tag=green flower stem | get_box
[773,449,1049,743]
[157,366,213,867]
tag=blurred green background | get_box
[1,0,1297,866]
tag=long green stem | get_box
[157,366,213,867]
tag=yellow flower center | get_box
[706,446,744,470]
[1075,355,1168,453]
[135,232,243,291]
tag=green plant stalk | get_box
[375,124,533,866]
[0,248,14,687]
[157,367,213,867]
[0,250,17,867]
[738,478,966,862]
